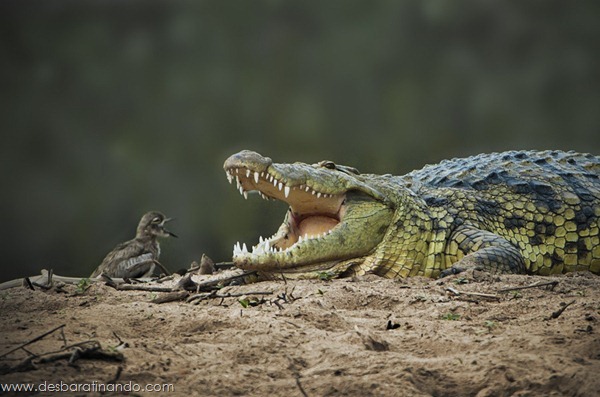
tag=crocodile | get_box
[223,150,600,279]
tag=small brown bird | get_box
[90,211,177,279]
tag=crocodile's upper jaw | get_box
[224,150,393,275]
[228,165,346,249]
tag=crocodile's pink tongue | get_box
[298,215,338,237]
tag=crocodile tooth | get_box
[259,236,264,243]
[246,169,251,178]
[242,243,248,254]
[238,186,244,195]
[278,182,283,191]
[235,176,241,189]
[254,172,260,183]
[273,178,278,187]
[243,190,248,200]
[311,190,316,195]
[317,192,322,198]
[284,186,290,198]
[298,235,303,243]
[235,168,239,174]
[226,172,233,184]
[305,186,310,192]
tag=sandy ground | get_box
[0,271,599,397]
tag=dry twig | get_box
[446,287,501,301]
[38,341,124,366]
[498,280,559,293]
[151,291,190,304]
[0,324,66,359]
[187,290,273,305]
[115,284,174,292]
[548,300,576,320]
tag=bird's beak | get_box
[161,218,178,238]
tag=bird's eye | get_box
[151,217,161,224]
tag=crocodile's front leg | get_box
[440,225,527,277]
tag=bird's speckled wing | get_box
[91,239,156,278]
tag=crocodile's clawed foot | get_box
[439,267,465,278]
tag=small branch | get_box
[151,291,190,304]
[186,291,216,304]
[59,327,68,347]
[187,290,273,304]
[498,280,559,293]
[214,261,235,269]
[111,331,128,350]
[38,342,123,365]
[218,291,273,298]
[115,284,174,292]
[23,277,35,291]
[548,300,576,320]
[0,269,158,291]
[191,271,258,292]
[108,366,124,384]
[0,324,66,359]
[31,281,52,290]
[155,274,176,283]
[295,376,308,397]
[446,287,501,301]
[34,340,99,358]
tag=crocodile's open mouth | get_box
[225,167,347,268]
[224,150,394,275]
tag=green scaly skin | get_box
[224,150,600,279]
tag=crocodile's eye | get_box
[321,161,336,170]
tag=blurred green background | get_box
[1,1,599,281]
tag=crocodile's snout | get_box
[224,150,272,172]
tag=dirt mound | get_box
[1,272,599,396]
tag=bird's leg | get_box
[151,260,171,276]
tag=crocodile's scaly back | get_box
[224,150,600,279]
[405,150,600,196]
[369,150,600,278]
